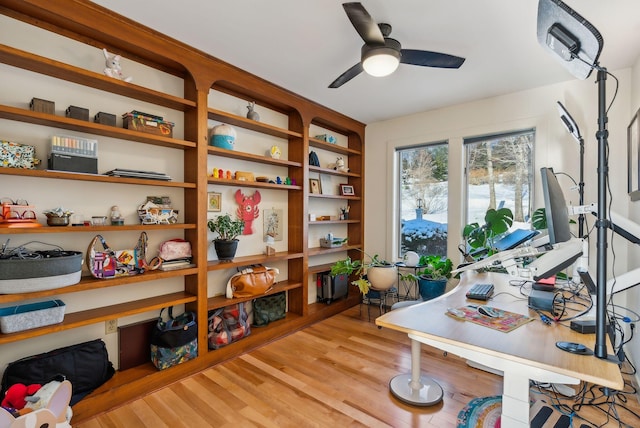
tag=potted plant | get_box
[331,251,396,295]
[462,207,514,259]
[207,214,245,260]
[413,254,453,300]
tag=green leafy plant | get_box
[330,251,392,295]
[207,213,244,241]
[462,207,514,258]
[416,254,453,280]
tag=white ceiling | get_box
[92,0,640,124]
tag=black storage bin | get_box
[65,105,89,121]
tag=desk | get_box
[375,271,624,428]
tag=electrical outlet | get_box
[105,319,117,334]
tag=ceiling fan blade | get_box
[400,49,466,69]
[343,2,385,45]
[328,62,364,88]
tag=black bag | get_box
[150,307,198,370]
[252,292,286,327]
[0,338,115,406]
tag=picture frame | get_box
[207,192,222,212]
[628,108,640,201]
[340,184,355,196]
[310,178,321,194]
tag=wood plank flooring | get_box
[75,305,639,427]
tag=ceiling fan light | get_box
[362,47,400,77]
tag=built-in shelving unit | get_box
[0,0,365,423]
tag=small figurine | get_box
[276,176,282,184]
[102,48,132,82]
[329,156,349,172]
[284,177,291,185]
[246,101,260,121]
[219,168,224,178]
[213,168,219,178]
[226,170,232,179]
[270,145,281,159]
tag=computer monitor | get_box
[540,167,572,245]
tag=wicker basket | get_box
[0,299,65,333]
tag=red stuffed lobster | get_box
[235,189,261,235]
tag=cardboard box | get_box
[123,113,173,137]
[29,97,54,114]
[48,152,98,174]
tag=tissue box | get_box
[0,300,66,333]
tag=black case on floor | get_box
[317,271,348,303]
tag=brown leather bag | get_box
[226,265,279,298]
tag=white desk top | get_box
[375,271,624,390]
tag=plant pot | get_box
[366,264,397,290]
[417,277,447,301]
[213,239,239,261]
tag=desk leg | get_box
[500,371,530,428]
[389,338,444,406]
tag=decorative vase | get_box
[417,278,447,301]
[366,264,397,290]
[213,239,239,261]
[209,124,236,150]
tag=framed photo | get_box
[263,208,283,241]
[628,108,640,201]
[340,184,355,196]
[310,178,321,194]
[207,192,222,212]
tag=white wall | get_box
[365,67,636,368]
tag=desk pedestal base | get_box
[389,339,444,406]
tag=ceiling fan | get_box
[329,2,466,88]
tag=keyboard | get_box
[466,283,494,301]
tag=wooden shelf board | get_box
[0,104,196,149]
[308,165,360,178]
[207,177,301,190]
[208,108,303,139]
[0,291,197,344]
[206,279,302,310]
[309,219,359,225]
[0,167,196,188]
[309,138,361,156]
[0,44,195,111]
[0,268,199,304]
[0,223,196,234]
[309,193,360,201]
[308,244,361,258]
[207,251,304,271]
[208,146,302,168]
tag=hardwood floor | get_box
[75,305,639,427]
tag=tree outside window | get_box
[465,129,534,229]
[397,142,448,258]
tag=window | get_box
[464,129,535,229]
[397,142,448,258]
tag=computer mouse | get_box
[478,306,500,318]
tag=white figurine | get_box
[103,48,132,82]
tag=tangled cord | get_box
[0,240,65,260]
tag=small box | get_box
[0,300,65,333]
[0,140,40,169]
[123,113,174,138]
[48,152,98,174]
[94,112,116,126]
[66,105,89,121]
[320,237,345,248]
[51,135,98,158]
[29,97,55,114]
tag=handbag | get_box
[158,239,192,261]
[226,265,279,298]
[252,292,286,327]
[207,303,250,349]
[149,307,198,370]
[309,151,320,167]
[87,232,148,278]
